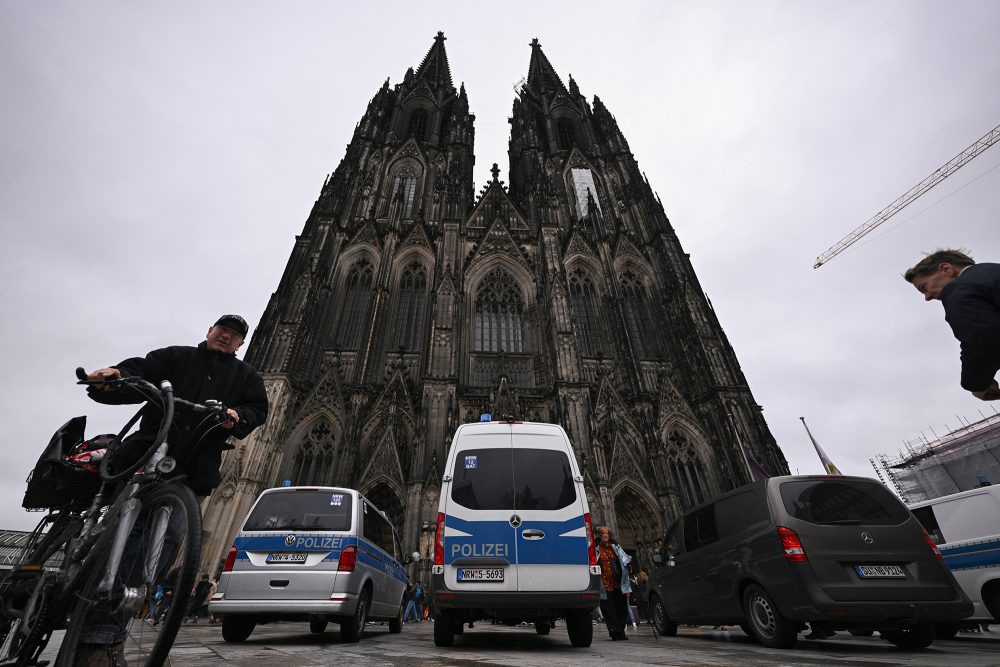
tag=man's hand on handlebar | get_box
[222,408,240,429]
[87,367,122,391]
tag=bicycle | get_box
[0,368,237,666]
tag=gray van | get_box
[649,475,972,649]
[209,487,407,643]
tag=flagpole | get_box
[800,416,838,475]
[727,411,755,482]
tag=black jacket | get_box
[89,342,268,494]
[941,263,1000,391]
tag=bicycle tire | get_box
[0,511,81,664]
[55,483,202,667]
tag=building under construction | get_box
[872,412,1000,504]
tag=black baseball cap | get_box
[214,314,249,338]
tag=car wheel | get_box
[535,621,551,635]
[883,622,935,649]
[309,619,328,634]
[743,583,797,649]
[388,597,404,634]
[339,588,370,643]
[434,611,455,647]
[565,610,593,647]
[650,594,677,637]
[934,622,959,640]
[454,620,465,635]
[739,622,757,641]
[221,616,256,643]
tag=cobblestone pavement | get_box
[39,620,1000,666]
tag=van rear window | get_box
[779,480,909,526]
[451,448,576,511]
[243,491,353,532]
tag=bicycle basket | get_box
[22,416,114,510]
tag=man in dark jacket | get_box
[905,250,1000,401]
[77,316,268,664]
[86,314,269,495]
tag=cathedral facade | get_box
[200,33,789,578]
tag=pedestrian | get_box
[78,315,269,663]
[595,525,632,641]
[185,574,213,623]
[904,249,1000,401]
[402,579,420,623]
[413,581,425,622]
[635,570,650,623]
[207,577,219,624]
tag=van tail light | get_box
[223,545,237,572]
[777,527,808,563]
[434,512,445,566]
[338,545,357,572]
[584,513,597,566]
[922,529,946,564]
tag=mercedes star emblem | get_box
[509,514,522,528]
[861,531,874,544]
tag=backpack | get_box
[414,585,424,600]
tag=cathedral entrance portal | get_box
[612,485,663,572]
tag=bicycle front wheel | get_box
[56,483,202,667]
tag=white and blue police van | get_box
[209,486,407,643]
[431,417,601,647]
[909,484,1000,629]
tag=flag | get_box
[800,417,842,475]
[741,441,771,481]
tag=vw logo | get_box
[285,534,296,547]
[861,531,874,545]
[509,514,522,528]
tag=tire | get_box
[933,622,959,639]
[56,483,203,667]
[739,622,757,641]
[454,621,465,634]
[535,621,550,635]
[984,587,1000,621]
[849,628,875,637]
[743,583,798,649]
[310,619,328,634]
[883,622,935,649]
[340,588,370,643]
[650,594,677,637]
[566,610,593,647]
[388,597,404,634]
[434,611,455,647]
[222,615,256,643]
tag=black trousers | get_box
[599,588,628,637]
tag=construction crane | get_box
[814,122,1000,269]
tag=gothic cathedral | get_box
[200,33,789,577]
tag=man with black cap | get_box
[77,316,268,664]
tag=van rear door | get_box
[775,478,956,602]
[442,423,518,592]
[512,427,591,592]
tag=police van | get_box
[209,486,407,643]
[909,485,1000,630]
[431,418,601,647]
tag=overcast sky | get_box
[1,1,999,531]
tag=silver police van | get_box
[209,486,407,643]
[431,418,601,647]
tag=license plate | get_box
[266,552,308,564]
[457,568,504,582]
[854,564,905,578]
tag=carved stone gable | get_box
[564,230,596,259]
[399,221,432,251]
[467,218,525,267]
[610,444,646,487]
[361,431,405,487]
[614,233,643,261]
[391,137,426,163]
[350,221,381,250]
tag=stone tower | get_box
[199,34,789,578]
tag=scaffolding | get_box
[872,412,1000,504]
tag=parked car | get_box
[209,486,407,643]
[909,484,1000,635]
[648,475,972,649]
[431,418,600,647]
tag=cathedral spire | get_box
[414,31,454,92]
[526,37,569,95]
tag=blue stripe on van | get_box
[941,538,1000,571]
[443,515,588,565]
[231,534,406,581]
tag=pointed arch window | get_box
[620,270,658,358]
[289,420,338,486]
[667,430,708,510]
[386,165,418,219]
[473,268,524,352]
[408,108,429,142]
[556,118,576,151]
[336,259,374,349]
[394,262,428,351]
[568,268,602,357]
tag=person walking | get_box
[904,249,1000,401]
[413,581,425,622]
[402,579,420,624]
[595,525,632,641]
[185,574,213,623]
[635,570,650,623]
